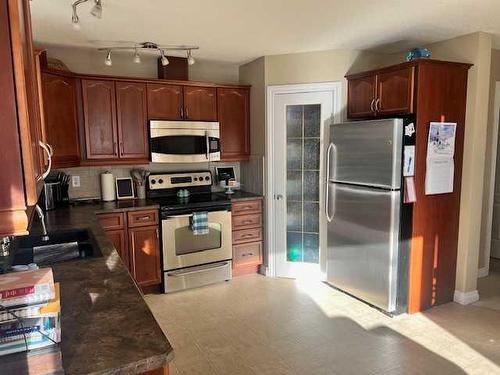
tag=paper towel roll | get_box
[101,172,116,201]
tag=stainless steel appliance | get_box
[147,171,232,293]
[149,121,221,163]
[325,118,415,314]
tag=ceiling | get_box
[30,0,500,64]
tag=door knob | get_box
[276,194,284,200]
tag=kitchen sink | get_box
[11,229,101,266]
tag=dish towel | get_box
[190,211,209,235]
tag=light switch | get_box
[72,175,81,188]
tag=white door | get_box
[270,87,338,279]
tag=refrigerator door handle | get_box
[326,142,334,222]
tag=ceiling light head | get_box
[104,50,112,66]
[133,49,141,64]
[160,50,169,66]
[90,0,102,19]
[187,50,195,65]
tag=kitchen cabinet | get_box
[97,210,160,289]
[147,83,183,120]
[217,88,250,161]
[0,0,48,235]
[231,197,263,276]
[129,226,161,287]
[346,66,414,118]
[116,82,148,159]
[183,86,217,121]
[41,72,81,167]
[82,79,118,159]
[347,75,377,118]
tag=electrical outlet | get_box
[72,175,81,188]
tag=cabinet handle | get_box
[137,216,151,221]
[241,220,254,224]
[120,142,124,154]
[156,228,159,239]
[113,142,118,156]
[185,107,189,119]
[242,252,254,257]
[370,99,375,112]
[180,107,184,119]
[241,234,254,238]
[375,98,380,112]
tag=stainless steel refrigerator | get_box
[325,118,414,314]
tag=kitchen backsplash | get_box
[58,162,240,199]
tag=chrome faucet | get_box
[34,205,50,241]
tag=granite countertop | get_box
[216,190,263,201]
[27,200,173,375]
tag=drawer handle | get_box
[136,216,151,221]
[241,234,255,238]
[241,252,254,257]
[241,206,253,210]
[241,220,254,224]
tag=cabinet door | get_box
[106,229,129,269]
[183,86,217,121]
[129,226,161,286]
[217,88,250,161]
[116,82,148,159]
[147,83,183,120]
[347,75,376,119]
[82,79,118,159]
[42,73,81,167]
[376,67,415,116]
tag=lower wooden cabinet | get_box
[97,209,161,288]
[129,226,161,287]
[231,197,263,276]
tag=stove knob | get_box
[158,179,164,184]
[193,177,198,181]
[205,176,210,181]
[199,176,204,181]
[150,179,156,185]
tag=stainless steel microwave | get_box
[149,121,221,163]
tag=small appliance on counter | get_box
[215,166,240,194]
[40,172,70,210]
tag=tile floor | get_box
[146,272,500,375]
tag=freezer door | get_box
[328,118,403,189]
[326,183,401,312]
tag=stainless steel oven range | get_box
[147,171,232,293]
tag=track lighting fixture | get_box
[71,0,103,29]
[97,42,199,67]
[104,50,112,66]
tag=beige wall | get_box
[41,44,240,83]
[481,49,500,264]
[421,33,493,294]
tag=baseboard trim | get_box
[454,290,480,305]
[478,267,489,278]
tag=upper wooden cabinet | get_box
[346,66,415,119]
[183,86,217,121]
[82,79,118,159]
[217,88,250,161]
[147,83,183,120]
[41,73,81,167]
[116,82,148,159]
[347,75,377,118]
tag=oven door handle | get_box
[205,131,210,160]
[166,261,230,277]
[166,213,193,219]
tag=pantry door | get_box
[267,83,341,280]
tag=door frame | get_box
[265,82,342,278]
[481,81,500,277]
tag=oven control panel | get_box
[148,171,212,190]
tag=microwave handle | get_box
[205,131,209,160]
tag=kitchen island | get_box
[4,200,173,375]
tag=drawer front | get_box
[232,199,262,216]
[233,242,262,266]
[232,213,262,230]
[96,212,125,230]
[127,209,159,227]
[233,228,262,244]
